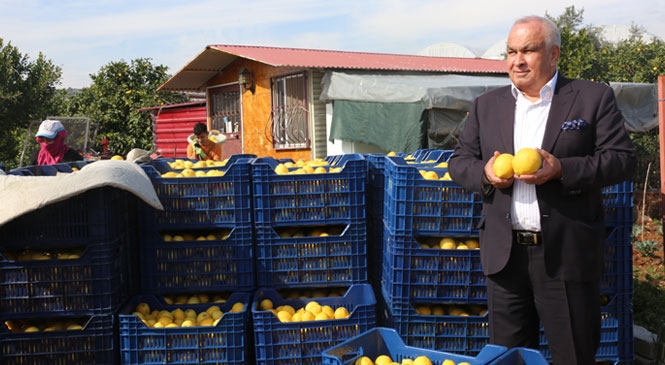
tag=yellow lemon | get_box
[375,355,393,365]
[315,312,331,320]
[413,356,433,365]
[493,153,514,179]
[230,302,245,313]
[274,163,289,175]
[355,356,373,365]
[439,237,456,250]
[276,305,296,315]
[301,311,316,321]
[305,301,322,315]
[276,310,292,322]
[415,305,432,315]
[260,299,274,310]
[135,302,150,315]
[465,238,480,249]
[422,170,439,180]
[110,155,124,160]
[334,306,350,319]
[512,148,541,175]
[442,360,456,365]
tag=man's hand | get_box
[484,151,514,189]
[515,148,562,185]
[193,143,206,159]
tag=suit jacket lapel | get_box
[542,75,576,151]
[497,88,516,153]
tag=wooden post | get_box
[659,75,665,233]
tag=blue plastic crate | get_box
[601,226,633,296]
[8,160,94,176]
[384,156,482,236]
[539,294,634,363]
[140,157,253,227]
[382,287,490,356]
[487,347,548,365]
[252,284,377,365]
[0,233,137,317]
[0,314,116,365]
[119,292,252,365]
[140,225,255,294]
[254,221,368,289]
[602,180,634,227]
[0,187,138,246]
[142,154,257,176]
[382,223,486,306]
[322,327,507,365]
[251,154,367,227]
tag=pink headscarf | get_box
[36,130,69,165]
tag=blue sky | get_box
[1,0,663,88]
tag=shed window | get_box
[270,72,309,149]
[210,84,241,133]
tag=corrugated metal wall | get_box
[154,106,207,158]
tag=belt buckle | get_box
[516,231,540,245]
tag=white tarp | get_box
[320,71,658,132]
[0,160,163,226]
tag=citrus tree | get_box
[61,58,188,156]
[0,38,62,168]
[549,7,665,190]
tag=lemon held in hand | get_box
[493,153,514,179]
[513,148,542,175]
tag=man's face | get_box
[506,20,560,98]
[195,132,209,145]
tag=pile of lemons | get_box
[3,248,83,261]
[273,158,342,175]
[161,230,231,242]
[5,318,86,333]
[354,354,471,365]
[161,158,228,178]
[260,298,351,323]
[413,303,487,317]
[417,237,480,250]
[132,300,245,328]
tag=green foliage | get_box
[549,6,665,192]
[634,278,665,334]
[63,58,188,156]
[635,239,660,257]
[0,38,62,167]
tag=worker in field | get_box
[30,119,84,165]
[186,122,222,161]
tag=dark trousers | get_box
[486,242,601,364]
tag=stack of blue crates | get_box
[379,153,488,355]
[250,154,376,365]
[0,162,136,364]
[537,181,635,362]
[374,150,635,363]
[120,155,257,365]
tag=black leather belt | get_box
[513,230,542,245]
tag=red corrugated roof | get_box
[159,44,507,92]
[208,44,507,73]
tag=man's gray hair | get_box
[514,15,561,49]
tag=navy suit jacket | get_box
[448,75,636,281]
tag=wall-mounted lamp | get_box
[238,67,255,94]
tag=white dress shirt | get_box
[510,73,558,231]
